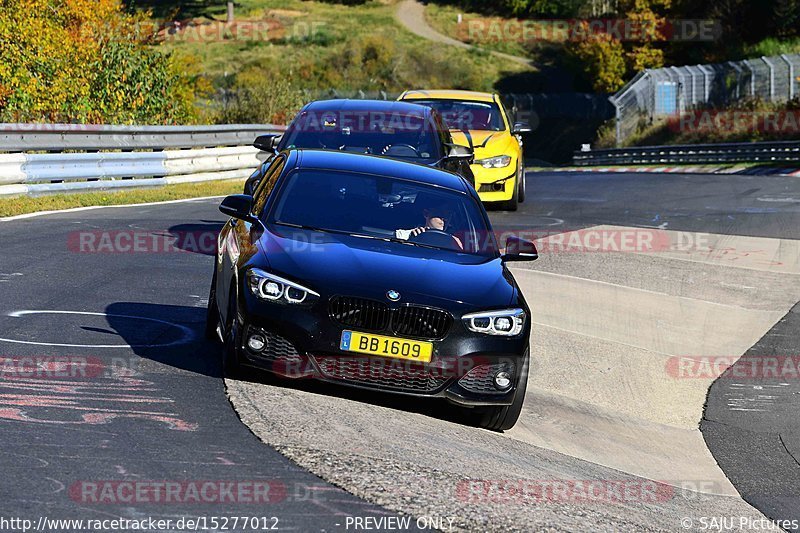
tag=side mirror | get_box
[219,194,256,223]
[502,235,538,262]
[444,144,474,163]
[512,122,532,135]
[253,134,281,152]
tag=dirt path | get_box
[395,0,535,69]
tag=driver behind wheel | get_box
[395,202,463,249]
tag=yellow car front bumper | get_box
[472,165,517,202]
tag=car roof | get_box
[285,149,469,193]
[301,99,434,116]
[399,90,496,103]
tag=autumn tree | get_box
[0,0,207,123]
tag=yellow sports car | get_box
[398,90,530,211]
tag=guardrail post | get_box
[687,66,697,106]
[671,66,689,113]
[610,96,621,147]
[743,60,756,98]
[698,65,712,102]
[762,56,776,101]
[781,54,795,100]
[727,62,744,102]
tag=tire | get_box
[222,288,243,377]
[205,268,221,342]
[496,178,519,212]
[517,164,526,204]
[473,349,530,431]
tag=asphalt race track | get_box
[0,170,798,532]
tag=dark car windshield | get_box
[279,109,443,164]
[267,169,497,256]
[407,99,505,132]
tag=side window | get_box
[252,156,285,215]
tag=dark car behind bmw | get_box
[208,149,536,430]
[244,99,475,195]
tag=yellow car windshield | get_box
[408,100,504,132]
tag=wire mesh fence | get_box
[611,53,800,146]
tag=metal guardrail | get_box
[0,124,285,197]
[610,53,800,146]
[573,140,800,166]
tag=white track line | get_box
[0,195,227,223]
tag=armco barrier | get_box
[573,140,800,166]
[0,124,286,197]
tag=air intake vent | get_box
[391,306,452,339]
[329,296,390,332]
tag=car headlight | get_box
[247,268,319,305]
[475,155,512,169]
[463,308,525,336]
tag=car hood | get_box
[451,130,518,161]
[257,227,516,310]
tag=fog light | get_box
[494,371,512,390]
[247,333,266,352]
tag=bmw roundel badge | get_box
[386,290,401,302]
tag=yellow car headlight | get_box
[475,155,512,169]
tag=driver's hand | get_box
[409,227,427,237]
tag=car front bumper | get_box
[472,165,517,202]
[234,292,529,407]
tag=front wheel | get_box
[222,289,243,377]
[205,268,221,342]
[496,179,519,211]
[472,350,529,431]
[517,165,526,204]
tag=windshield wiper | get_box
[274,221,332,233]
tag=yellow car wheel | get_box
[496,163,522,211]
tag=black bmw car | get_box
[208,149,537,430]
[244,99,474,195]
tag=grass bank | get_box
[0,180,243,218]
[138,0,531,123]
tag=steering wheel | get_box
[409,229,461,251]
[382,143,421,157]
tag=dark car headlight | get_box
[247,268,319,305]
[462,308,525,336]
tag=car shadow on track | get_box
[105,302,223,379]
[166,222,224,256]
[105,301,482,429]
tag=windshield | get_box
[279,109,443,164]
[267,169,497,256]
[407,99,505,132]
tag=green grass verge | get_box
[0,180,244,218]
